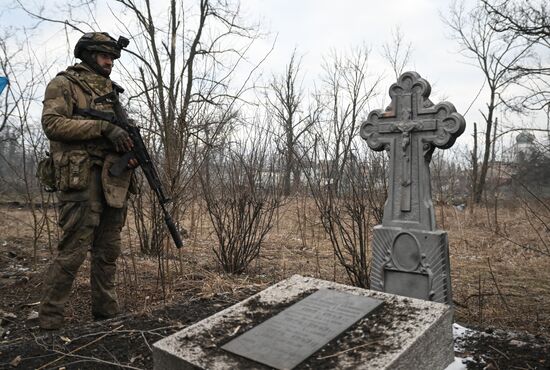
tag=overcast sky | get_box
[2,0,548,149]
[240,0,548,149]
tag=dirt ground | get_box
[456,326,549,369]
[1,198,549,369]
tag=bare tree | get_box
[482,0,550,111]
[112,0,262,255]
[0,33,23,131]
[302,46,382,287]
[200,127,281,274]
[265,50,311,196]
[431,146,469,228]
[381,25,413,80]
[444,1,535,203]
[483,0,549,39]
[0,32,57,263]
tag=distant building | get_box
[481,131,538,194]
[514,131,536,162]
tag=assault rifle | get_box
[75,89,184,249]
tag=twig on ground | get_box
[99,343,121,365]
[452,299,468,308]
[141,331,152,352]
[487,258,511,313]
[68,326,176,342]
[489,344,510,360]
[44,350,143,370]
[30,331,50,352]
[36,324,124,370]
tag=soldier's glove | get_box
[101,122,134,152]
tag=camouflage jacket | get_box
[41,63,133,205]
[42,63,116,159]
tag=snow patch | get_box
[445,357,469,370]
[453,323,476,339]
[453,323,478,352]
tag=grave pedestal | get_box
[370,226,453,304]
[153,275,454,370]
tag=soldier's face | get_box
[96,52,114,76]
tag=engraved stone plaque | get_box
[384,270,430,300]
[221,289,383,370]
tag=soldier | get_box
[38,32,137,330]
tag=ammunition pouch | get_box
[53,150,91,192]
[36,154,57,192]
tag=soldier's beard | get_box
[81,51,111,78]
[99,64,112,76]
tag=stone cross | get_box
[360,71,465,304]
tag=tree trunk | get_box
[283,119,294,196]
[471,121,478,206]
[474,91,495,203]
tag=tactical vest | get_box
[42,64,134,204]
[49,64,117,161]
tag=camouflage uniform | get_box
[39,33,132,329]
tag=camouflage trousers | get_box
[39,166,127,329]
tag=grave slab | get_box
[153,275,454,370]
[222,289,384,369]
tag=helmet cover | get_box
[74,32,125,59]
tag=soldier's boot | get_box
[91,204,124,320]
[39,217,94,330]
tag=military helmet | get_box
[74,32,129,60]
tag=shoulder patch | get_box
[44,76,70,101]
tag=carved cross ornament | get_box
[360,71,465,231]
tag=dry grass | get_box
[444,204,550,334]
[1,197,549,337]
